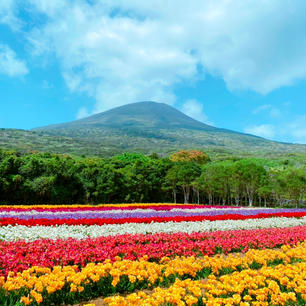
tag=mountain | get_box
[39,101,220,131]
[1,101,305,157]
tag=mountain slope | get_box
[39,101,222,131]
[1,101,305,157]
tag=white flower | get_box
[1,216,306,242]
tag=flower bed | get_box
[1,225,306,278]
[0,207,301,220]
[1,211,306,226]
[2,242,306,306]
[105,262,306,306]
[0,203,234,212]
[1,203,306,305]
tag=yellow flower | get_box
[128,275,137,283]
[70,283,77,292]
[30,290,43,304]
[20,296,33,305]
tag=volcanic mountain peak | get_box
[38,101,218,131]
[19,101,305,157]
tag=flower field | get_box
[1,203,306,306]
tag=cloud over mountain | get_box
[4,0,303,113]
[0,44,28,77]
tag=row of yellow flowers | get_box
[1,242,306,305]
[104,260,306,306]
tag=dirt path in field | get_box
[75,300,106,306]
[74,297,108,306]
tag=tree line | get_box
[0,149,305,207]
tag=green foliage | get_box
[0,148,305,206]
[0,149,173,204]
[166,162,201,203]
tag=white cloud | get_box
[112,0,306,93]
[245,116,306,144]
[252,104,281,118]
[244,124,275,139]
[269,108,281,118]
[76,107,89,119]
[286,116,306,144]
[253,104,272,114]
[283,101,292,107]
[42,80,53,89]
[0,44,28,77]
[0,0,20,29]
[18,0,304,113]
[181,99,211,124]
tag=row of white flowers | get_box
[0,216,305,241]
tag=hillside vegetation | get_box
[1,102,305,157]
[0,149,305,206]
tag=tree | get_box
[235,159,267,206]
[165,165,180,203]
[228,162,244,206]
[0,152,23,203]
[176,162,201,203]
[170,150,210,164]
[283,168,306,208]
[210,161,232,206]
[0,148,305,206]
[198,164,217,205]
[257,181,273,207]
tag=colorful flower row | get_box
[0,208,301,220]
[0,207,240,216]
[1,216,306,241]
[1,203,306,306]
[105,262,306,306]
[0,203,234,212]
[1,211,306,226]
[1,225,306,278]
[2,242,306,306]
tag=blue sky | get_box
[0,0,305,144]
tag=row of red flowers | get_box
[0,225,306,278]
[1,211,306,226]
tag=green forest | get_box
[0,149,305,207]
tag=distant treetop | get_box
[170,150,210,164]
[113,152,151,162]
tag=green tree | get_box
[198,164,217,205]
[176,162,201,204]
[235,159,267,206]
[283,167,306,207]
[165,165,180,203]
